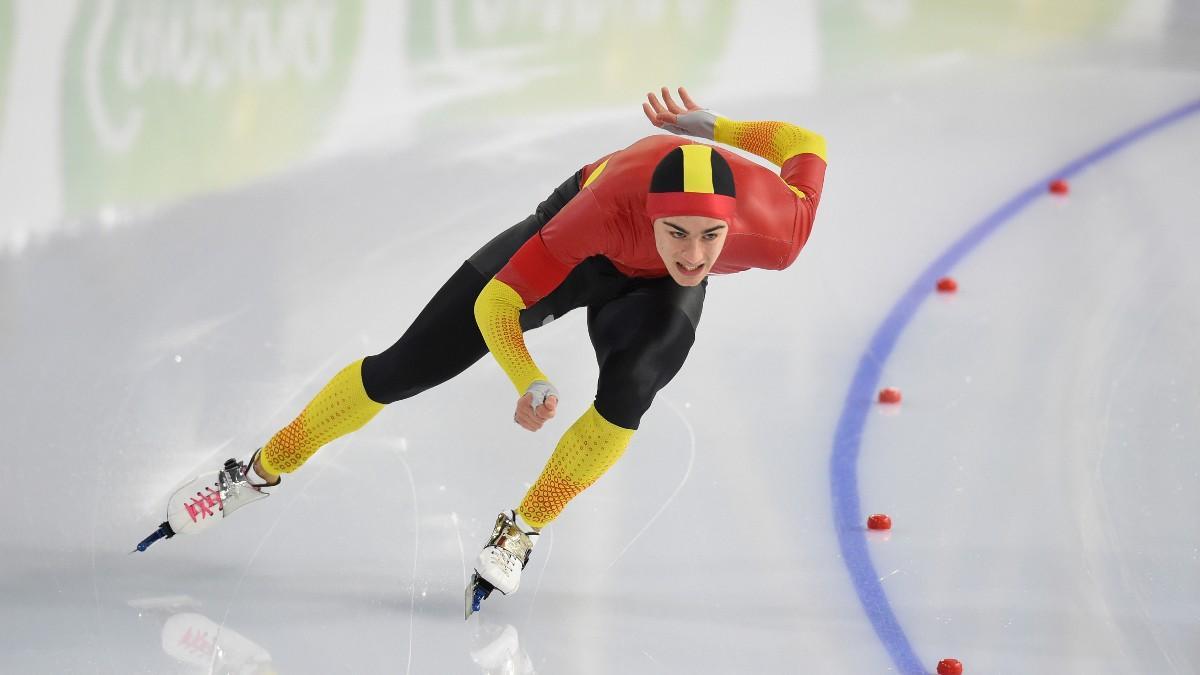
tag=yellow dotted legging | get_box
[258,362,634,530]
[519,405,635,529]
[259,359,384,475]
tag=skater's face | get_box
[653,215,728,286]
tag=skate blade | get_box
[464,572,495,620]
[130,521,175,553]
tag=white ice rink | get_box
[2,1,1199,673]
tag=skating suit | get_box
[259,117,827,529]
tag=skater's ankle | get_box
[514,512,541,534]
[251,454,280,486]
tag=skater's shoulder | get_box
[614,134,768,172]
[619,134,692,156]
[595,135,693,182]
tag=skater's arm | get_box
[644,86,827,202]
[712,118,826,168]
[474,277,561,431]
[474,189,612,427]
[474,277,553,394]
[714,118,826,202]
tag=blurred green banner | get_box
[405,0,735,121]
[61,0,362,216]
[48,0,1134,221]
[824,0,1125,69]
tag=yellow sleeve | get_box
[714,117,828,166]
[473,277,550,393]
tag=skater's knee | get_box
[594,360,665,429]
[360,352,431,404]
[594,388,654,430]
[360,353,401,403]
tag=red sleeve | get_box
[494,189,609,306]
[782,153,827,209]
[781,153,827,267]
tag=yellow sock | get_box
[259,359,384,475]
[518,405,635,529]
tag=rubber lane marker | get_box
[829,96,1200,674]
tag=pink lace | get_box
[178,626,215,657]
[184,486,224,523]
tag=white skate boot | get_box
[465,510,539,618]
[133,449,279,552]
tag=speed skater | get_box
[138,86,827,617]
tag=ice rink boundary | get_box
[828,95,1200,674]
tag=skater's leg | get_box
[588,278,704,430]
[363,172,582,402]
[259,174,583,479]
[359,262,493,403]
[258,359,385,476]
[516,280,705,528]
[258,262,493,477]
[516,405,635,529]
[261,264,516,477]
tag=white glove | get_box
[524,380,559,410]
[660,109,719,141]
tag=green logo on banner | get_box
[62,0,361,216]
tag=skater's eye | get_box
[671,231,688,239]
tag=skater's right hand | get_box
[643,86,717,140]
[515,380,558,432]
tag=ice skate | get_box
[465,511,539,618]
[133,449,279,552]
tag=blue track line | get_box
[829,96,1200,675]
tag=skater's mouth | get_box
[675,261,706,276]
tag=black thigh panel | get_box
[360,261,490,403]
[361,172,581,404]
[586,277,707,429]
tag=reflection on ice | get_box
[471,621,534,675]
[162,613,274,675]
[127,597,274,675]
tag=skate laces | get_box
[487,547,520,575]
[183,485,224,522]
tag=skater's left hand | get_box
[643,86,717,140]
[515,380,558,432]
